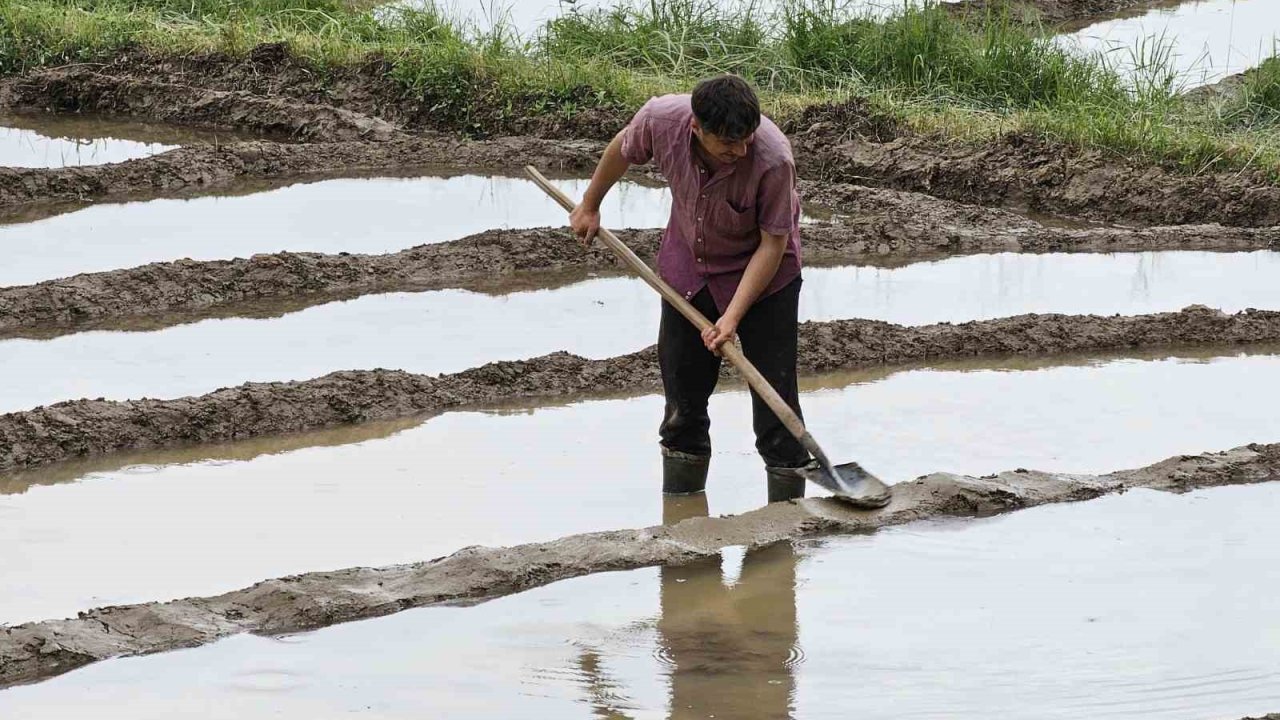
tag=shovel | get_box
[525,166,892,509]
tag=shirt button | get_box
[697,216,703,221]
[697,257,703,263]
[700,194,706,198]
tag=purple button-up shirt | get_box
[619,94,802,313]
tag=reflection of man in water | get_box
[659,496,799,719]
[575,498,800,719]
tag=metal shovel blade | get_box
[801,461,893,509]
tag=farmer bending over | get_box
[570,74,810,503]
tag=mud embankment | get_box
[5,185,1277,337]
[950,0,1168,25]
[793,122,1280,228]
[7,61,1280,230]
[0,136,603,207]
[1,442,1276,689]
[0,66,402,143]
[0,306,1276,472]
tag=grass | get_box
[2,0,1280,175]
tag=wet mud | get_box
[0,66,401,143]
[5,59,1280,229]
[793,122,1280,228]
[0,441,1276,689]
[4,189,1276,337]
[0,135,603,208]
[0,305,1276,473]
[952,0,1168,25]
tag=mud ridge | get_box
[0,136,603,208]
[792,113,1280,228]
[7,60,1280,230]
[0,67,401,143]
[6,182,1278,337]
[1,442,1276,689]
[949,0,1166,25]
[1,306,1277,472]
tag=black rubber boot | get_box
[766,464,807,503]
[662,447,710,495]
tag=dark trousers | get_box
[658,277,809,468]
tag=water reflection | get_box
[659,544,798,720]
[1061,0,1280,88]
[574,496,800,719]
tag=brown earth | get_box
[792,119,1280,228]
[0,65,402,142]
[4,185,1276,337]
[1,441,1276,689]
[0,135,603,208]
[6,57,1280,228]
[950,0,1170,25]
[0,306,1276,472]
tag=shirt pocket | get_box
[711,198,757,236]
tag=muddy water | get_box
[0,112,251,169]
[6,482,1275,718]
[0,115,174,169]
[0,175,670,287]
[2,348,1279,624]
[1063,0,1280,88]
[3,250,1278,412]
[383,0,953,40]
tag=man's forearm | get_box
[722,231,788,322]
[581,133,631,210]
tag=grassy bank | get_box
[2,0,1279,175]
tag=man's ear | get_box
[690,117,702,137]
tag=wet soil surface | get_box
[6,481,1276,717]
[3,251,1279,412]
[4,185,1276,336]
[1,347,1276,626]
[0,135,603,208]
[0,305,1276,473]
[0,174,671,288]
[0,441,1276,689]
[953,0,1167,24]
[794,123,1280,228]
[5,59,1280,229]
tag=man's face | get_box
[692,119,754,165]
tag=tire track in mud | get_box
[1,442,1276,689]
[4,185,1276,337]
[1,306,1277,473]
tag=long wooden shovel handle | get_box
[524,166,811,445]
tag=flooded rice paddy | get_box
[1063,0,1280,87]
[0,112,251,169]
[1,348,1277,624]
[0,115,176,169]
[0,174,671,286]
[1,250,1276,412]
[2,481,1277,718]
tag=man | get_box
[570,74,809,503]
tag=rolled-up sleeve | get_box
[619,100,656,165]
[756,161,797,236]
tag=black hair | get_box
[691,74,761,141]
